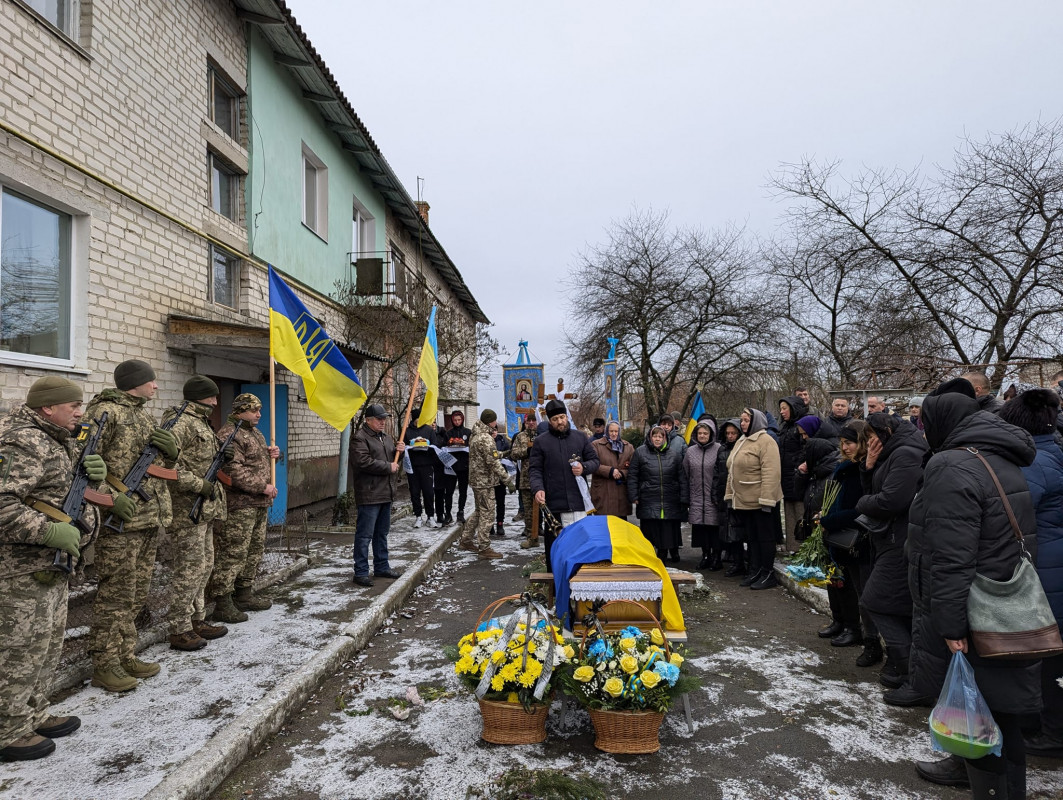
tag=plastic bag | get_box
[929,650,1002,759]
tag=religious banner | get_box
[503,340,544,437]
[603,336,619,423]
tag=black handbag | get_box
[854,513,890,536]
[824,526,867,554]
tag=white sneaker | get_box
[432,518,443,528]
[414,515,424,529]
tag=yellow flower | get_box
[459,643,473,657]
[603,677,625,697]
[573,665,596,683]
[491,674,506,691]
[527,641,537,654]
[500,662,519,681]
[491,650,507,664]
[669,653,684,668]
[506,692,519,703]
[619,637,636,653]
[620,655,639,674]
[518,670,537,687]
[639,670,661,689]
[562,645,576,660]
[455,656,475,674]
[525,659,543,678]
[650,629,665,646]
[459,633,473,647]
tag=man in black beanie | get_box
[529,399,599,567]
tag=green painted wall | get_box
[245,29,385,298]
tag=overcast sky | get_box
[290,1,1062,417]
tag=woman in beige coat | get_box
[591,422,634,519]
[725,408,784,590]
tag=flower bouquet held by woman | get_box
[561,606,697,753]
[448,593,573,744]
[785,480,841,588]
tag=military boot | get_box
[520,536,539,550]
[91,665,137,693]
[169,630,208,651]
[121,656,160,679]
[0,733,55,762]
[233,585,272,611]
[192,619,228,640]
[211,594,249,623]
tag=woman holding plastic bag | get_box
[908,385,1040,799]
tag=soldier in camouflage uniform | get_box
[508,413,539,548]
[164,376,230,650]
[208,393,279,623]
[85,360,180,693]
[0,377,106,761]
[458,410,512,559]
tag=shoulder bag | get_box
[824,525,867,554]
[962,447,1063,660]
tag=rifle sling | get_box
[26,498,72,524]
[106,475,130,494]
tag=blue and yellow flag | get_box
[549,515,685,632]
[415,306,438,427]
[268,265,366,430]
[683,390,705,443]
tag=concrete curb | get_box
[143,524,463,800]
[773,559,830,615]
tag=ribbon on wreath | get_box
[474,593,558,702]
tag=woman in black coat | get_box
[909,391,1039,798]
[628,425,689,562]
[714,418,744,575]
[854,412,927,706]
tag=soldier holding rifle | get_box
[0,377,106,761]
[85,360,180,693]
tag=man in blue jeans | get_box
[349,404,406,587]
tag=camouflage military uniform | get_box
[209,418,271,599]
[0,404,98,748]
[508,429,536,537]
[459,421,510,551]
[84,389,175,670]
[164,402,226,636]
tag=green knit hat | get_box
[114,360,156,391]
[183,375,219,401]
[26,377,82,408]
[480,409,497,424]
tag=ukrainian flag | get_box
[549,516,686,632]
[268,265,366,430]
[683,390,706,443]
[415,306,438,427]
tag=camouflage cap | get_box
[232,393,262,414]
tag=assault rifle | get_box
[51,412,113,573]
[188,424,239,523]
[104,401,188,533]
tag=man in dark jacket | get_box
[403,407,440,529]
[819,397,853,439]
[909,391,1038,796]
[441,410,471,524]
[529,399,599,567]
[777,395,809,552]
[349,404,406,587]
[961,371,1005,414]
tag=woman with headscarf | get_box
[627,424,689,562]
[853,411,927,706]
[908,388,1039,799]
[998,389,1063,763]
[778,395,810,553]
[725,408,784,589]
[714,418,745,576]
[685,418,722,569]
[590,421,634,519]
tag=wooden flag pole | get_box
[269,355,277,487]
[393,363,422,465]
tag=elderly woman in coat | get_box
[590,421,634,519]
[725,408,783,590]
[909,388,1039,799]
[628,424,688,563]
[685,418,722,570]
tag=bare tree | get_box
[562,208,766,421]
[773,120,1063,388]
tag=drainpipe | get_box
[337,423,351,496]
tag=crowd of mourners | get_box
[567,371,1062,800]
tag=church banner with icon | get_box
[603,337,619,422]
[503,340,544,437]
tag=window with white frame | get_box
[208,152,239,221]
[0,188,73,360]
[302,145,328,239]
[18,0,79,39]
[208,244,240,309]
[208,65,241,142]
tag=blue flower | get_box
[653,661,680,687]
[476,617,501,633]
[588,639,615,661]
[619,625,644,639]
[785,565,826,582]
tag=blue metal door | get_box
[241,383,288,525]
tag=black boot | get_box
[879,647,909,689]
[751,571,779,590]
[667,549,681,564]
[915,755,970,788]
[830,628,861,647]
[883,684,934,707]
[818,619,844,639]
[964,762,1008,799]
[1005,760,1025,800]
[709,554,723,571]
[697,550,712,570]
[739,569,762,587]
[855,637,884,667]
[724,561,745,577]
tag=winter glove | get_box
[112,492,137,522]
[43,521,81,558]
[82,454,107,482]
[506,479,517,494]
[199,479,216,499]
[222,443,235,462]
[149,428,179,460]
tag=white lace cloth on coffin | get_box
[568,580,662,602]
